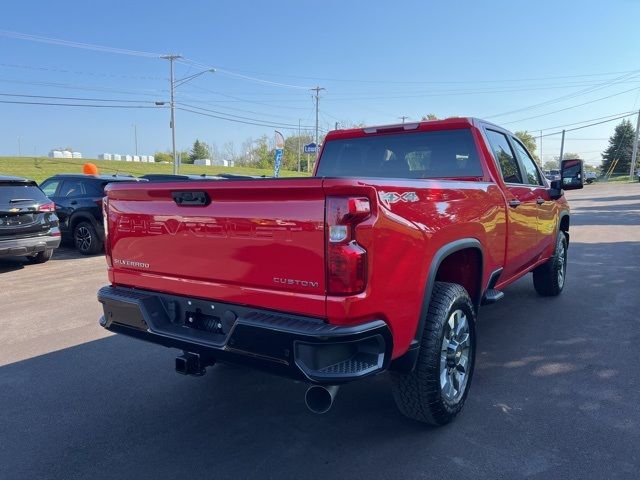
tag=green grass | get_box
[0,156,310,183]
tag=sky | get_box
[1,0,640,166]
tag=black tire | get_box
[74,221,102,255]
[533,231,567,297]
[392,282,476,426]
[26,249,53,264]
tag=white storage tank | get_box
[63,151,73,158]
[98,153,112,160]
[133,155,140,162]
[194,158,211,166]
[211,159,229,167]
[112,154,122,161]
[147,155,154,163]
[72,152,82,159]
[49,150,64,158]
[140,155,148,163]
[123,155,133,162]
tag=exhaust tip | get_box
[305,385,339,414]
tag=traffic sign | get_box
[303,142,318,154]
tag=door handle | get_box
[508,199,521,208]
[70,201,78,205]
[536,197,545,205]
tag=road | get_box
[1,183,638,479]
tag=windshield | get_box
[316,129,482,179]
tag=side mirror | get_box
[560,158,584,190]
[548,180,563,199]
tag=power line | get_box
[0,29,160,57]
[172,65,640,86]
[533,111,637,132]
[179,58,310,90]
[539,112,638,138]
[0,77,166,97]
[0,92,158,103]
[176,102,316,128]
[0,99,162,109]
[0,62,164,80]
[485,70,640,119]
[502,86,640,125]
[177,106,328,131]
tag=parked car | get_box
[0,175,60,263]
[97,118,584,425]
[39,174,143,255]
[139,174,220,182]
[544,169,561,181]
[139,173,264,182]
[585,171,597,184]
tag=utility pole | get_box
[133,124,138,156]
[399,116,408,123]
[558,129,566,166]
[161,54,182,174]
[630,109,640,181]
[539,130,543,165]
[297,119,301,173]
[311,86,325,171]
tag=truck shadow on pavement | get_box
[1,241,638,479]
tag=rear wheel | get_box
[533,232,567,297]
[26,249,53,264]
[392,282,476,425]
[74,221,102,255]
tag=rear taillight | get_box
[38,202,56,212]
[102,196,112,266]
[326,196,370,295]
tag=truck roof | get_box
[324,117,503,141]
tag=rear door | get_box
[53,178,87,231]
[0,182,52,239]
[511,137,555,257]
[485,129,539,279]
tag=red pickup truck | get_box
[98,118,584,425]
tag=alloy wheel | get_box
[440,309,471,404]
[75,226,92,252]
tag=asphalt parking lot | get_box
[1,183,638,479]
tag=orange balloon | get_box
[83,163,99,175]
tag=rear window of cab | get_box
[316,129,482,179]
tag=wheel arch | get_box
[391,238,484,373]
[69,211,100,233]
[559,212,570,245]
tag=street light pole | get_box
[161,55,215,174]
[311,86,325,171]
[161,54,182,174]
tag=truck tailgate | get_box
[105,179,327,316]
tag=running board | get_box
[481,289,504,305]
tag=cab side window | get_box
[512,138,543,186]
[485,130,523,184]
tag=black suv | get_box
[39,174,143,255]
[0,176,61,263]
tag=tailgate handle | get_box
[172,191,211,206]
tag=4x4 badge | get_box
[378,191,419,205]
